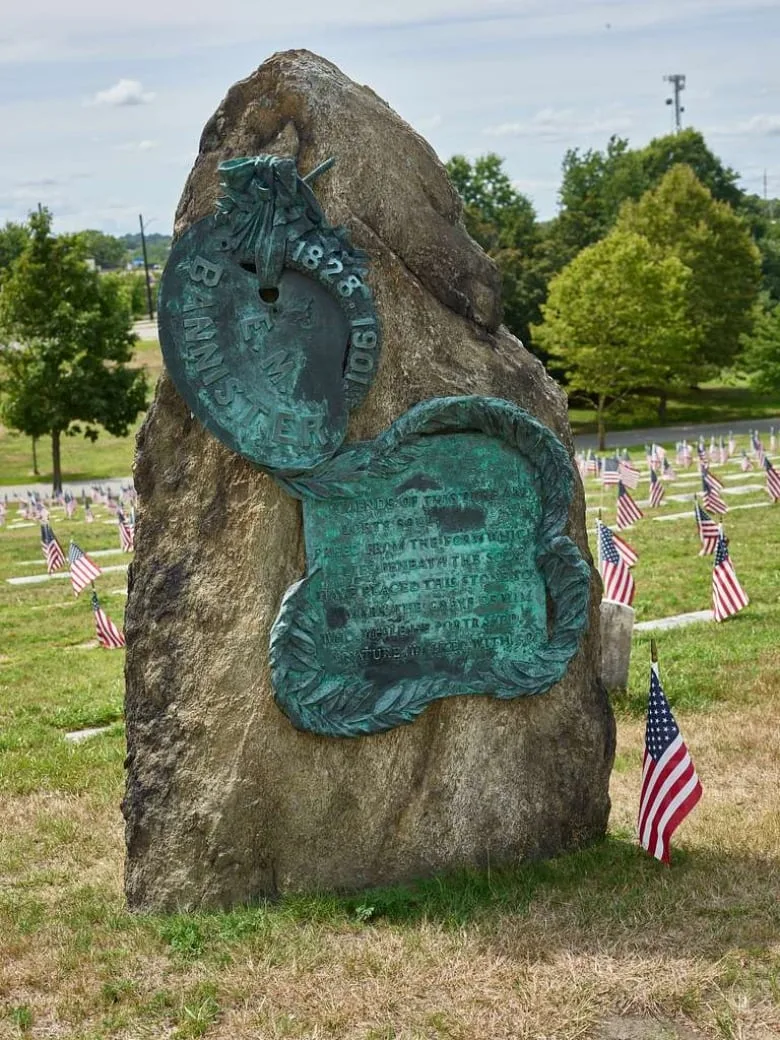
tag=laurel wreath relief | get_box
[269,396,591,738]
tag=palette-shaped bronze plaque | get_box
[270,397,590,736]
[157,155,381,472]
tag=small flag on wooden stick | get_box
[649,468,665,508]
[117,509,134,552]
[712,527,749,622]
[596,519,636,607]
[616,481,643,529]
[763,457,780,501]
[40,523,65,574]
[638,641,702,865]
[68,540,102,596]
[694,498,719,556]
[91,591,125,649]
[702,470,727,515]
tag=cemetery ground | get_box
[1,339,779,487]
[1,432,778,1040]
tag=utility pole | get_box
[663,74,686,133]
[139,213,154,321]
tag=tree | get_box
[548,129,744,269]
[0,210,148,491]
[80,229,127,270]
[550,136,645,265]
[639,129,742,209]
[0,221,30,271]
[617,164,762,375]
[739,194,780,304]
[534,230,700,448]
[446,153,547,352]
[741,298,780,392]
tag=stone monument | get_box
[123,50,615,911]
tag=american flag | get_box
[602,457,621,486]
[764,457,780,501]
[586,451,599,476]
[91,591,125,649]
[662,456,676,482]
[740,452,753,472]
[612,528,639,567]
[0,500,5,526]
[618,458,640,489]
[697,439,709,466]
[638,659,702,864]
[597,520,636,607]
[649,468,665,508]
[694,500,719,556]
[67,540,102,595]
[616,481,643,529]
[771,427,777,453]
[85,505,95,523]
[40,523,65,574]
[718,437,728,465]
[64,492,76,518]
[702,471,727,515]
[713,529,749,622]
[679,441,693,468]
[701,465,723,489]
[752,431,765,466]
[728,433,736,456]
[117,509,134,552]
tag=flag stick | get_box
[650,638,658,663]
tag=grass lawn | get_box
[569,383,780,436]
[0,341,163,487]
[0,436,778,1038]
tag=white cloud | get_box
[708,114,780,137]
[485,107,633,141]
[88,79,155,107]
[115,139,158,151]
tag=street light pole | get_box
[139,213,154,321]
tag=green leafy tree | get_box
[549,129,744,268]
[617,164,762,376]
[80,229,127,269]
[446,153,547,352]
[0,209,147,490]
[534,229,700,448]
[639,129,742,208]
[551,136,645,265]
[739,194,780,303]
[741,298,780,392]
[0,221,31,271]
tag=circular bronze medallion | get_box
[157,155,381,473]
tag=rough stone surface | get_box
[123,49,615,911]
[600,602,635,690]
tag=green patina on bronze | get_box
[270,396,591,737]
[157,155,381,472]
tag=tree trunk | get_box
[31,436,39,476]
[657,391,667,423]
[51,428,62,494]
[597,395,606,452]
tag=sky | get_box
[1,0,778,236]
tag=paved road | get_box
[2,477,130,501]
[574,415,780,451]
[133,319,158,341]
